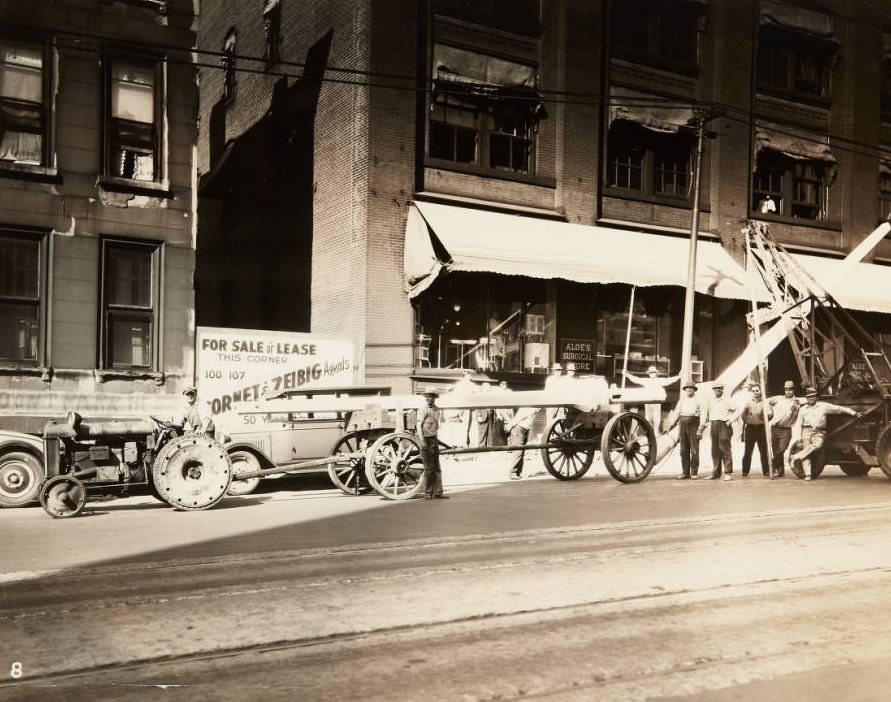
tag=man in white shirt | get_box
[702,381,740,480]
[666,381,705,479]
[505,406,538,480]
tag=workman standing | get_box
[173,386,215,437]
[505,406,538,480]
[623,365,680,433]
[416,390,445,499]
[741,384,772,477]
[702,381,739,480]
[768,380,800,478]
[666,381,705,479]
[791,387,859,481]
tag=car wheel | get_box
[228,450,262,496]
[0,451,44,508]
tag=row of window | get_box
[0,36,165,184]
[0,232,160,371]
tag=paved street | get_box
[2,450,891,701]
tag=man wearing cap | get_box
[416,391,445,498]
[623,366,680,433]
[173,386,215,437]
[702,381,740,480]
[791,387,859,481]
[666,381,705,479]
[768,381,800,478]
[741,384,772,477]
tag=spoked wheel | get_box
[877,424,891,479]
[39,476,87,518]
[600,412,656,483]
[839,463,871,477]
[227,450,262,496]
[0,451,44,508]
[152,435,232,510]
[540,419,597,480]
[364,432,425,500]
[327,430,385,495]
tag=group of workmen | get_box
[667,376,860,481]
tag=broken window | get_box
[107,60,158,181]
[101,240,159,369]
[0,233,42,364]
[0,39,46,166]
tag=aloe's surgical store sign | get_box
[196,327,355,428]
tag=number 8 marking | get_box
[10,662,22,679]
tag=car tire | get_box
[0,451,44,508]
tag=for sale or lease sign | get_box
[196,327,356,430]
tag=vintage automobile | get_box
[0,429,45,507]
[222,384,395,496]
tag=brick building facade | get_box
[195,0,891,396]
[1,0,198,432]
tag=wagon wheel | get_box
[152,435,232,510]
[227,449,262,496]
[327,430,385,495]
[540,418,596,480]
[839,463,871,477]
[0,451,44,508]
[877,424,891,479]
[600,412,656,483]
[364,431,425,500]
[39,475,87,518]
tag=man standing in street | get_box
[623,365,680,433]
[741,384,772,477]
[417,391,445,499]
[666,381,705,479]
[768,380,800,478]
[703,381,739,480]
[791,387,859,481]
[505,405,538,479]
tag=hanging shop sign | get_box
[196,327,355,429]
[559,338,595,373]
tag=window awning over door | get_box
[608,86,696,134]
[404,201,756,300]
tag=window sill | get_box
[603,187,710,212]
[0,364,53,381]
[95,368,165,385]
[425,158,556,188]
[749,211,841,231]
[0,163,62,184]
[97,176,173,198]
[610,50,699,78]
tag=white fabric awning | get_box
[760,0,834,38]
[405,201,755,301]
[432,44,536,88]
[754,121,835,164]
[608,86,696,134]
[792,253,891,314]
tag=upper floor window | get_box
[428,44,544,177]
[222,29,237,100]
[432,0,540,36]
[0,232,44,365]
[880,165,891,222]
[752,151,829,221]
[263,0,281,65]
[610,0,703,72]
[0,38,48,167]
[106,58,161,182]
[606,120,694,201]
[100,239,160,370]
[882,62,891,115]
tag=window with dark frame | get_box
[752,150,828,221]
[262,0,281,65]
[606,121,692,200]
[106,59,159,181]
[432,0,541,36]
[880,171,891,221]
[101,240,158,370]
[610,0,701,71]
[0,234,41,365]
[222,29,237,100]
[757,31,832,101]
[0,38,47,167]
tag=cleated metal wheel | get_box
[540,419,597,480]
[600,412,656,483]
[839,463,871,477]
[152,435,232,510]
[364,432,425,500]
[39,475,87,518]
[227,449,262,496]
[876,424,891,479]
[0,451,44,508]
[327,430,386,495]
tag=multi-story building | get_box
[195,0,891,395]
[0,0,198,432]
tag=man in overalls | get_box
[417,390,445,499]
